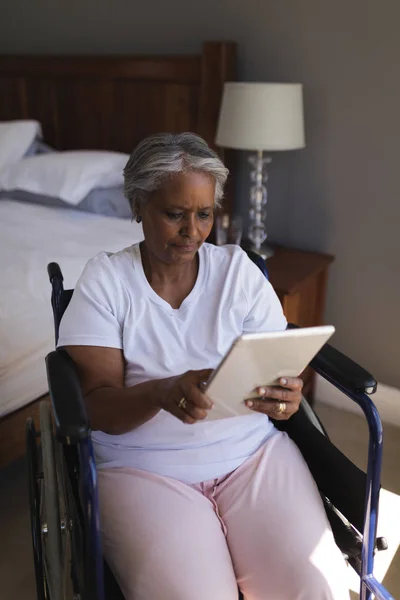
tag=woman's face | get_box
[139,171,215,265]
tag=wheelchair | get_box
[25,250,395,600]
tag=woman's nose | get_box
[180,215,197,237]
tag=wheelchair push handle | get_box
[47,262,64,284]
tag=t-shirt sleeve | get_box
[57,254,124,349]
[240,253,287,333]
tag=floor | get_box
[0,403,399,599]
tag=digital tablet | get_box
[204,325,335,421]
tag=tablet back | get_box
[205,325,335,420]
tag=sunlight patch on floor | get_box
[346,488,400,597]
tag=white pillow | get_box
[0,150,129,206]
[0,120,42,171]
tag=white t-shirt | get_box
[58,242,287,483]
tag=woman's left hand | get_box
[245,377,303,420]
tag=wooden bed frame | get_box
[0,41,237,468]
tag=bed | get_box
[0,41,237,467]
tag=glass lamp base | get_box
[247,151,274,261]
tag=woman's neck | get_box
[140,242,198,284]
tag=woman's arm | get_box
[65,345,160,434]
[64,345,214,434]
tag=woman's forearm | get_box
[85,378,169,435]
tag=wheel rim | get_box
[26,417,47,600]
[39,401,65,600]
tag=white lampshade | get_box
[216,82,305,151]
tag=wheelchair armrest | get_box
[45,349,90,443]
[287,323,377,394]
[310,343,377,394]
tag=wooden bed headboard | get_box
[0,43,237,468]
[0,41,236,212]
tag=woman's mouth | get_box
[172,243,198,252]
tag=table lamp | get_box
[216,82,305,258]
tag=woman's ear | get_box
[134,201,142,223]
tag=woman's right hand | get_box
[159,369,214,424]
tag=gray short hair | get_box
[123,132,229,216]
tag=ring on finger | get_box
[277,401,286,414]
[178,397,188,410]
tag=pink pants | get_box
[98,430,350,599]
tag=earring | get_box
[136,215,142,223]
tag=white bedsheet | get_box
[0,200,144,417]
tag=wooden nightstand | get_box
[266,245,334,400]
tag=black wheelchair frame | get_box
[26,252,394,600]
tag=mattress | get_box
[0,200,144,417]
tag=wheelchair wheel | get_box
[39,401,64,600]
[27,401,71,600]
[26,416,47,600]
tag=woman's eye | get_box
[198,212,211,220]
[166,212,183,220]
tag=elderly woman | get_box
[58,133,349,600]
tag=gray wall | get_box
[1,0,399,387]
